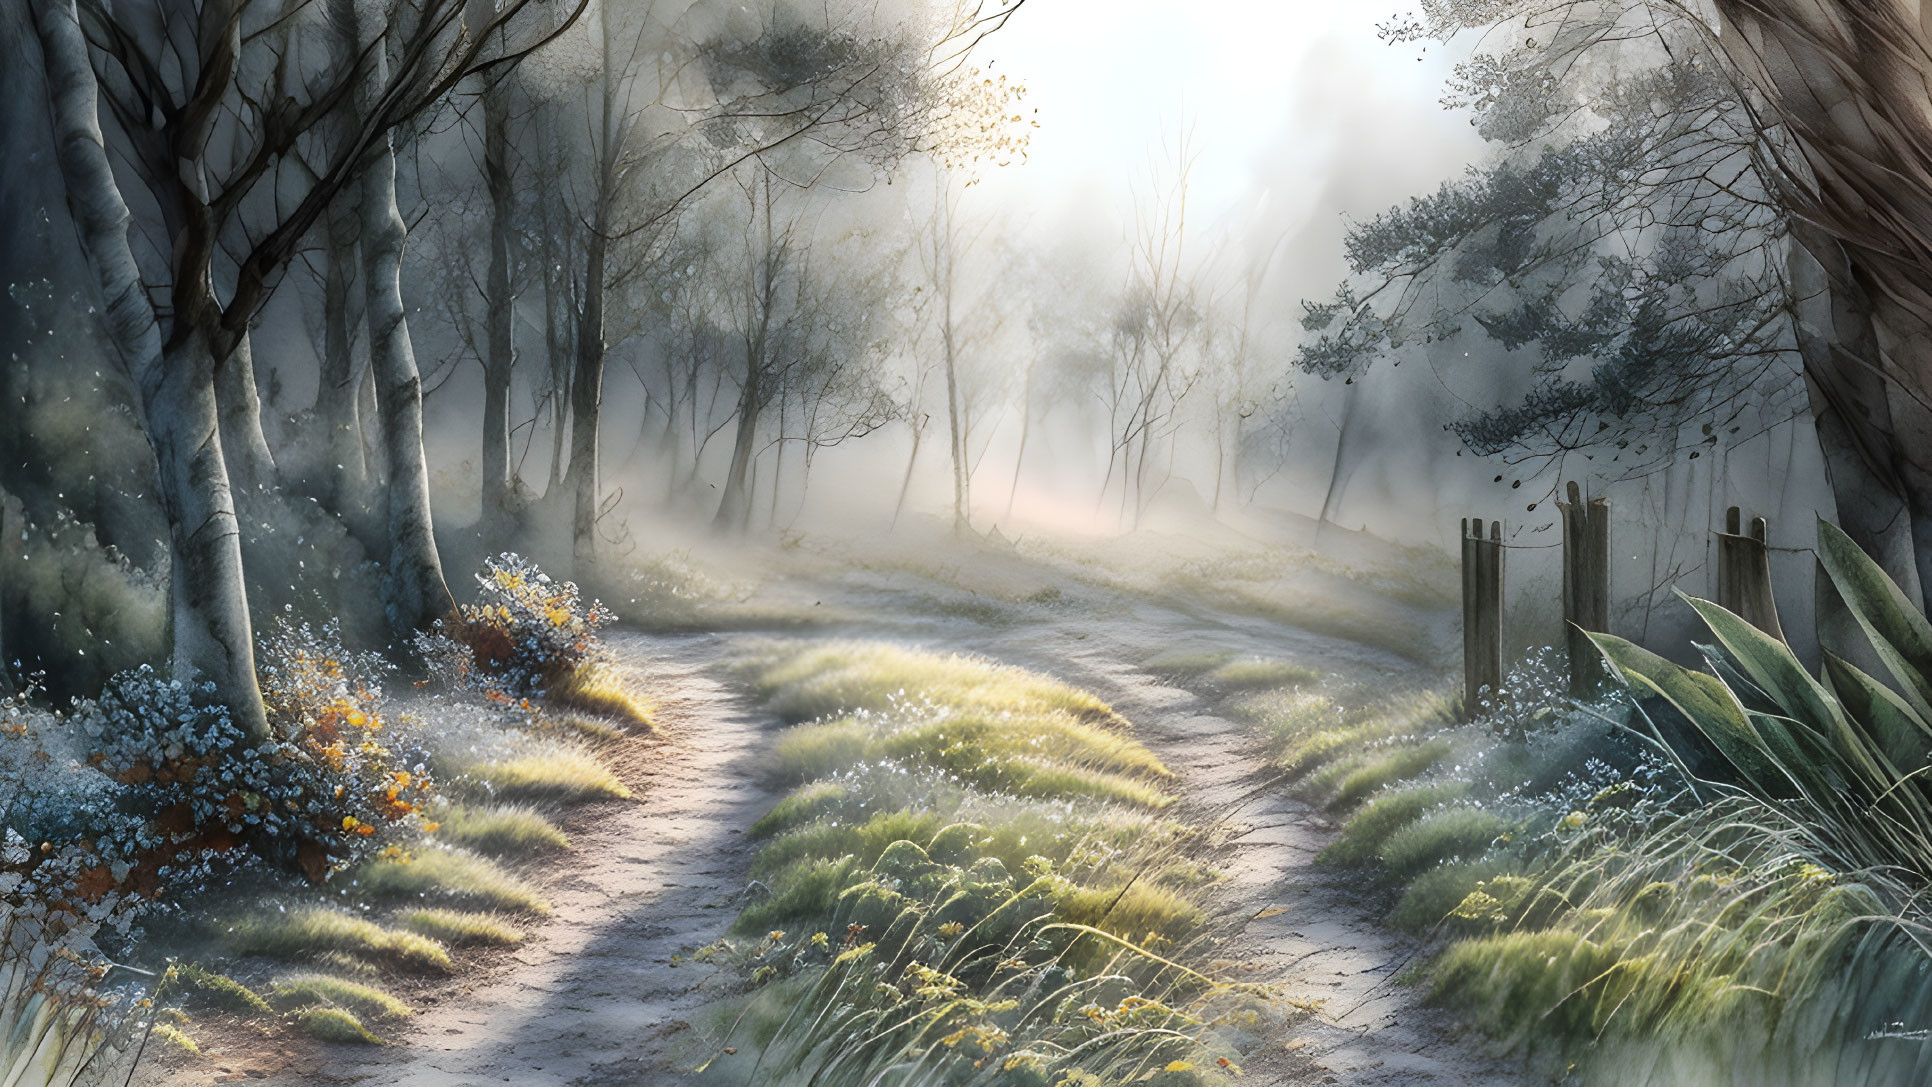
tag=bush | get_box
[426,554,615,703]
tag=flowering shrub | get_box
[425,554,614,703]
[3,622,434,905]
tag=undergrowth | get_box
[699,641,1277,1086]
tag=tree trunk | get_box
[361,110,455,633]
[1788,232,1924,600]
[567,221,608,570]
[1004,361,1033,523]
[893,421,925,528]
[317,187,366,508]
[1714,0,1932,608]
[31,0,268,738]
[714,373,761,532]
[481,75,516,522]
[216,331,276,493]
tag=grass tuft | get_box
[354,847,551,915]
[272,974,413,1019]
[748,641,1117,723]
[175,963,272,1016]
[546,664,654,730]
[1141,648,1237,677]
[297,1005,384,1045]
[1207,657,1320,690]
[1321,782,1472,866]
[229,908,451,973]
[1378,807,1512,881]
[463,740,631,803]
[437,803,570,856]
[400,908,524,947]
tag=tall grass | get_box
[706,642,1264,1085]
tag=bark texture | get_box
[1715,0,1932,603]
[360,95,456,632]
[481,75,516,521]
[31,0,268,739]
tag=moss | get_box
[153,1023,199,1054]
[437,803,570,856]
[354,847,550,915]
[298,1005,384,1045]
[229,908,451,973]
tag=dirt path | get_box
[205,633,779,1087]
[956,615,1539,1086]
[148,582,1538,1086]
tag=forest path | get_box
[938,614,1540,1086]
[196,632,779,1087]
[154,572,1537,1086]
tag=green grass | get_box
[1206,657,1320,690]
[175,963,272,1016]
[747,641,1117,723]
[1141,648,1237,677]
[297,1005,383,1045]
[1324,739,1455,811]
[1321,782,1472,866]
[769,709,1172,809]
[271,974,413,1019]
[463,740,631,804]
[547,664,654,730]
[228,908,451,972]
[1388,858,1520,933]
[437,803,570,856]
[354,847,551,915]
[399,908,524,947]
[1379,807,1512,880]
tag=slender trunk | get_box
[1314,379,1362,545]
[941,279,969,536]
[361,95,455,633]
[481,75,516,521]
[1004,361,1033,523]
[1211,409,1225,515]
[216,331,276,492]
[567,221,608,570]
[317,187,365,507]
[769,404,785,529]
[713,373,761,532]
[32,0,267,738]
[893,422,925,528]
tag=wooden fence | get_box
[1460,487,1786,713]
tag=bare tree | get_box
[31,0,582,734]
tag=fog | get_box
[0,0,1847,694]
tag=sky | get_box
[969,0,1489,290]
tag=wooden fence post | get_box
[1462,517,1504,717]
[1558,482,1610,695]
[1716,506,1786,642]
